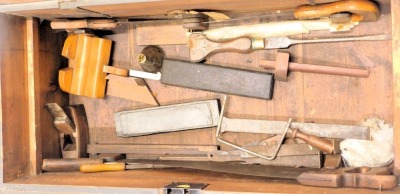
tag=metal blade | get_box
[126,159,313,179]
[221,117,369,139]
[125,163,171,170]
[265,37,292,49]
[128,69,161,80]
[265,34,391,49]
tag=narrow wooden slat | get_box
[80,0,336,17]
[392,0,400,177]
[26,17,40,175]
[0,14,30,182]
[87,144,219,154]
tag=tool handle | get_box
[289,34,390,46]
[189,33,252,62]
[103,66,129,77]
[288,129,335,154]
[294,0,380,22]
[80,163,125,173]
[202,20,333,42]
[42,158,103,172]
[289,62,370,78]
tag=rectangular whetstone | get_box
[115,100,220,137]
[161,59,274,99]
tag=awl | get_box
[188,34,391,62]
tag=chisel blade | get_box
[126,159,313,179]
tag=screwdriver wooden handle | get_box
[287,128,335,154]
[189,33,252,62]
[80,163,125,173]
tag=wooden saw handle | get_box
[188,33,252,62]
[294,0,380,22]
[80,163,126,173]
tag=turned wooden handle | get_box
[287,128,335,154]
[42,158,103,172]
[294,0,380,22]
[103,66,129,77]
[80,163,126,173]
[189,33,252,62]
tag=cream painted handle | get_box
[202,19,354,42]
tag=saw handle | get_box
[287,128,335,154]
[294,0,379,22]
[80,163,125,173]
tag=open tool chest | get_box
[0,0,399,193]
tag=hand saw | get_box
[136,0,379,45]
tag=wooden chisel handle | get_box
[80,163,125,173]
[287,128,335,154]
[189,33,252,62]
[42,158,103,172]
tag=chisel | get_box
[188,34,391,62]
[80,163,171,173]
[81,159,312,179]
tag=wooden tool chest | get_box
[0,0,399,193]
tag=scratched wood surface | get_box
[70,3,393,151]
[0,14,30,182]
[81,0,335,17]
[391,0,400,176]
[37,20,69,163]
[11,169,400,193]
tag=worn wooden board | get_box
[80,0,335,17]
[10,169,400,193]
[136,21,189,45]
[37,20,69,164]
[391,0,400,177]
[26,17,40,175]
[0,14,30,182]
[0,0,47,4]
[70,2,394,153]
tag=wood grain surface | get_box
[0,14,30,182]
[391,0,400,177]
[37,20,69,164]
[71,2,393,152]
[80,0,335,17]
[11,169,400,193]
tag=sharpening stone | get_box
[161,59,274,99]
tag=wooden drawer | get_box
[0,0,399,193]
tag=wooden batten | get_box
[0,14,30,182]
[392,0,400,177]
[26,17,41,175]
